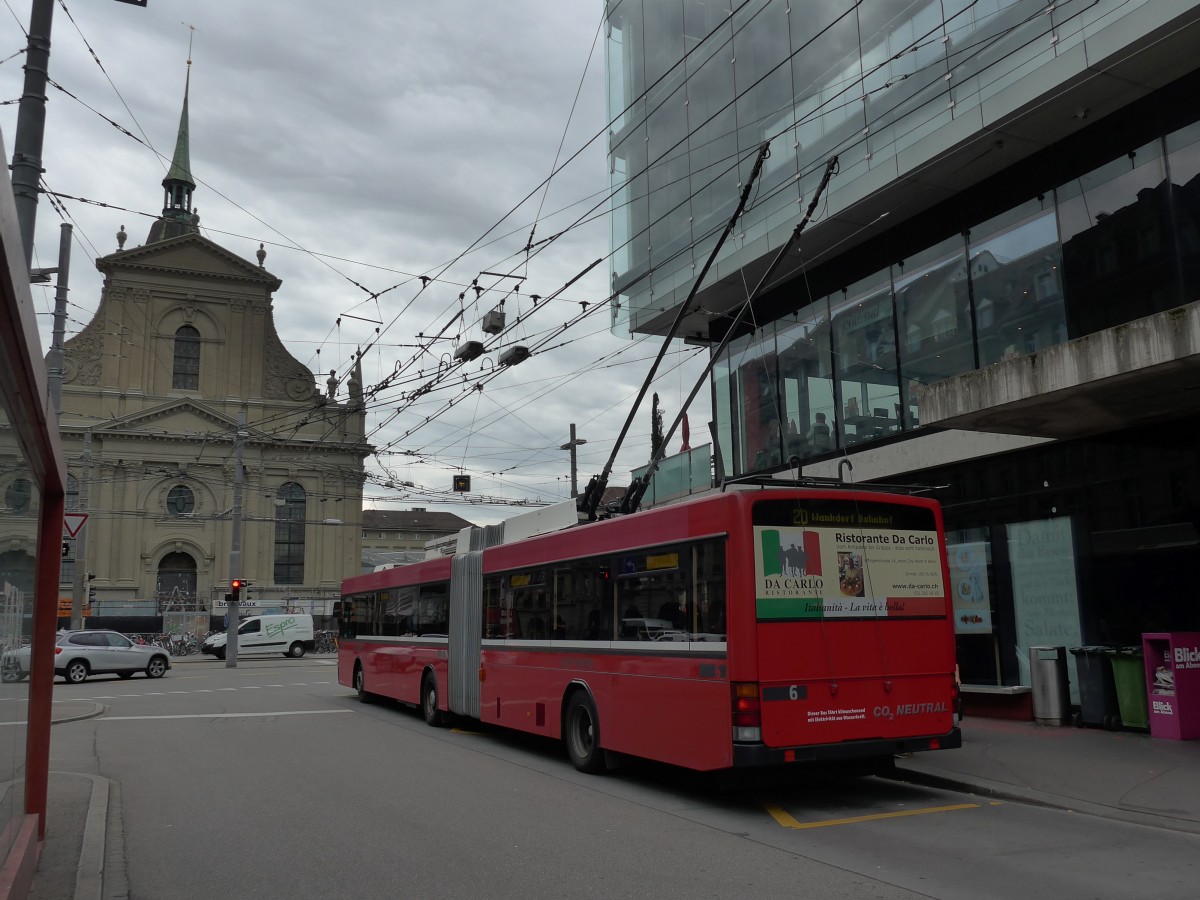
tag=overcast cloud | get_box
[2,1,713,525]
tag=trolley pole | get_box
[226,411,246,667]
[46,223,71,415]
[69,431,90,630]
[10,0,54,270]
[560,424,586,498]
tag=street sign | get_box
[63,512,89,538]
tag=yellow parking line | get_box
[765,801,981,829]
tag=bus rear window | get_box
[751,498,945,622]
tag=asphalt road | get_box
[33,656,1200,899]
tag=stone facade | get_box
[59,231,369,614]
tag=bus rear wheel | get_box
[354,663,373,704]
[421,673,444,727]
[565,692,605,774]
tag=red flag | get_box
[680,413,691,452]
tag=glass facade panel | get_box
[731,1,794,248]
[775,298,835,458]
[968,199,1063,367]
[895,234,972,426]
[1059,139,1171,336]
[1166,121,1200,301]
[0,386,37,858]
[832,270,898,448]
[607,0,1167,339]
[731,326,780,473]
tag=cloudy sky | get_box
[2,0,713,525]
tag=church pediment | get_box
[96,399,240,437]
[98,234,280,289]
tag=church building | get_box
[57,70,370,623]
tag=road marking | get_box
[66,683,348,701]
[99,709,354,721]
[764,801,981,830]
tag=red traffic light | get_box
[231,579,244,590]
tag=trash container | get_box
[1070,646,1120,729]
[1029,646,1071,726]
[1106,647,1149,730]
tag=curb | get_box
[886,765,1200,836]
[51,701,107,725]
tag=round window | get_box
[167,485,195,516]
[5,478,32,513]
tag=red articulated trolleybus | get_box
[338,483,961,774]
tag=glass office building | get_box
[606,1,1200,695]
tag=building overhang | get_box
[917,302,1200,440]
[625,5,1200,341]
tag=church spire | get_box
[147,40,199,244]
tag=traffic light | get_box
[231,578,243,601]
[453,474,470,492]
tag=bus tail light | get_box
[731,682,761,743]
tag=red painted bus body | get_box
[338,486,961,773]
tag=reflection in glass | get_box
[727,327,781,473]
[895,235,971,426]
[776,298,835,459]
[969,200,1063,367]
[832,270,899,448]
[0,400,37,854]
[1059,139,1171,336]
[1166,122,1200,302]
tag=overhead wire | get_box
[30,0,1105,507]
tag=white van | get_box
[201,614,314,660]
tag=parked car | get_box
[3,630,171,684]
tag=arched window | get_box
[274,483,306,584]
[172,325,200,390]
[166,485,195,516]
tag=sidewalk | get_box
[890,715,1200,835]
[28,709,1200,898]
